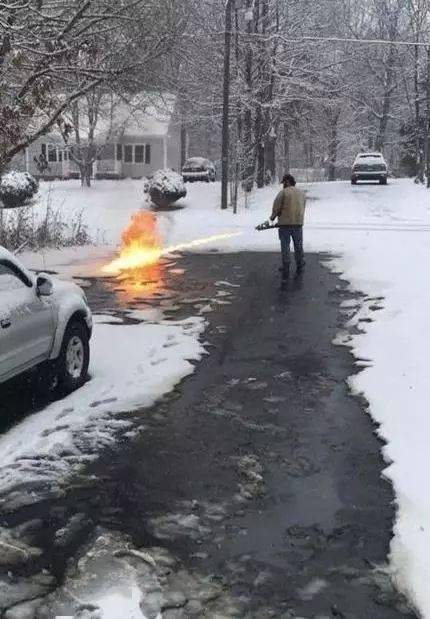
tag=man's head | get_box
[282,173,296,188]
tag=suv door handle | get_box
[1,318,11,329]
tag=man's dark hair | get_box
[282,173,296,187]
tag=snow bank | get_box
[0,315,205,509]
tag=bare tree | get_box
[0,0,183,177]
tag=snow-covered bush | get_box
[0,171,39,209]
[147,169,186,208]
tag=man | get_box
[269,173,306,278]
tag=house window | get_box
[135,145,144,163]
[124,145,133,163]
[116,144,123,161]
[41,143,47,158]
[145,144,151,165]
[47,144,57,163]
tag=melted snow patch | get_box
[37,530,243,618]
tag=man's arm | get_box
[270,190,284,221]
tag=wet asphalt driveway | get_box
[0,252,416,618]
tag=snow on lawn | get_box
[4,177,430,615]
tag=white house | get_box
[12,93,181,180]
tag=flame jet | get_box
[103,211,241,274]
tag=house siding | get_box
[119,135,164,179]
[10,136,75,179]
[166,120,181,171]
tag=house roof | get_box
[100,93,176,139]
[26,92,176,142]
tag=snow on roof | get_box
[112,93,176,138]
[183,157,214,169]
[88,92,176,139]
[26,92,176,142]
[185,157,209,165]
[354,152,386,165]
[356,152,383,159]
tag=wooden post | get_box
[426,46,430,188]
[221,0,233,210]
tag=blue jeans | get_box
[278,225,304,271]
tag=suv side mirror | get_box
[36,274,53,297]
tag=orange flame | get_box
[104,211,163,272]
[103,210,241,276]
[101,211,163,301]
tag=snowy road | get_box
[0,178,429,616]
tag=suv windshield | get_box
[184,158,210,169]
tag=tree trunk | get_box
[243,0,254,190]
[265,137,276,182]
[0,209,4,247]
[414,44,424,182]
[80,163,92,187]
[263,0,279,185]
[376,92,391,151]
[375,46,396,152]
[255,106,265,188]
[221,0,232,209]
[328,114,339,182]
[85,163,92,187]
[283,122,290,174]
[254,0,267,189]
[426,47,430,188]
[180,123,187,170]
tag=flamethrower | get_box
[255,220,279,231]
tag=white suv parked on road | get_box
[351,152,388,185]
[0,246,92,392]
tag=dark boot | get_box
[296,259,305,276]
[282,265,290,280]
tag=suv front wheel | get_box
[57,320,90,394]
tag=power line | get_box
[300,35,430,48]
[182,32,430,48]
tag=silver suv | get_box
[182,157,216,183]
[351,152,388,185]
[0,246,92,392]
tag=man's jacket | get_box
[271,187,306,225]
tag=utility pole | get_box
[426,46,430,188]
[221,0,233,210]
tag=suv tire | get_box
[380,177,387,185]
[57,320,90,394]
[351,177,357,185]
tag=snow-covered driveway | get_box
[1,177,430,616]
